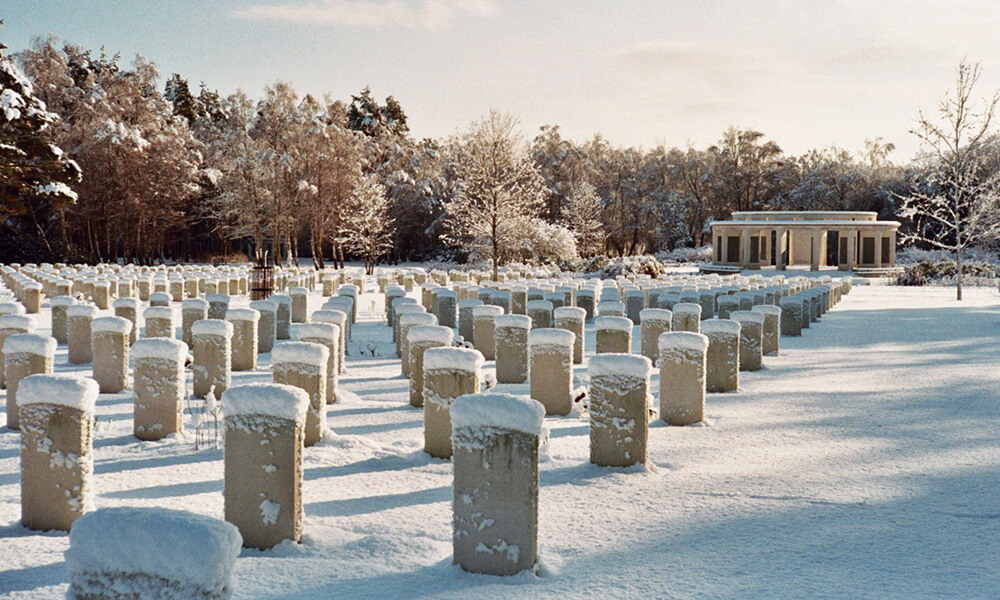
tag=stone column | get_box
[181,298,208,348]
[3,334,55,430]
[776,227,787,270]
[751,305,781,356]
[143,306,175,339]
[91,317,132,393]
[730,310,764,371]
[290,287,309,324]
[407,325,454,407]
[588,354,651,466]
[249,300,278,354]
[810,229,820,271]
[468,305,500,361]
[639,308,672,364]
[292,323,339,405]
[554,307,586,364]
[422,346,483,459]
[192,319,232,400]
[51,296,76,345]
[671,302,702,333]
[18,374,98,531]
[132,338,187,441]
[272,341,329,447]
[526,300,554,329]
[65,507,242,600]
[595,316,632,354]
[67,305,97,365]
[113,298,140,345]
[495,314,531,384]
[451,393,544,576]
[226,308,260,371]
[658,331,709,425]
[701,319,740,393]
[223,383,308,549]
[528,328,575,415]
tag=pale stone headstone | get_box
[149,292,171,308]
[192,319,232,400]
[658,331,709,425]
[181,298,208,348]
[292,323,339,405]
[272,341,329,447]
[91,316,132,393]
[226,308,260,371]
[434,288,458,329]
[779,296,803,337]
[407,325,454,408]
[639,308,672,363]
[553,306,586,364]
[730,310,765,372]
[422,346,483,459]
[249,299,278,354]
[576,288,595,320]
[207,293,230,321]
[701,318,740,393]
[471,305,503,361]
[589,353,651,466]
[312,309,348,374]
[290,287,309,324]
[18,374,98,531]
[495,314,531,384]
[3,333,55,430]
[751,304,782,356]
[142,306,175,339]
[51,295,76,345]
[597,300,625,318]
[528,328,575,415]
[113,298,140,345]
[132,338,187,441]
[451,393,544,576]
[671,302,702,333]
[594,316,632,354]
[67,305,97,365]
[458,298,483,343]
[223,383,308,549]
[271,294,293,340]
[0,314,35,388]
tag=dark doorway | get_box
[862,237,875,265]
[881,236,891,265]
[727,236,740,263]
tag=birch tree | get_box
[898,60,1000,300]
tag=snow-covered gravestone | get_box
[206,294,230,321]
[143,306,175,339]
[335,285,359,323]
[779,296,803,337]
[271,294,293,340]
[185,276,199,299]
[489,290,513,315]
[67,305,97,365]
[65,506,242,600]
[671,302,702,333]
[132,338,187,441]
[553,306,586,365]
[249,299,278,354]
[422,346,483,459]
[226,308,260,371]
[472,305,504,361]
[149,292,171,308]
[399,312,438,376]
[169,278,184,303]
[624,289,645,324]
[451,393,545,576]
[114,298,140,346]
[18,374,98,531]
[495,314,531,384]
[701,319,740,393]
[716,296,739,321]
[658,332,709,426]
[698,290,716,320]
[192,319,232,400]
[293,323,339,405]
[322,297,354,341]
[181,298,208,348]
[528,328,575,416]
[91,316,132,394]
[639,308,672,363]
[92,281,110,310]
[751,305,781,356]
[575,288,595,321]
[435,288,458,329]
[0,314,34,387]
[458,298,483,343]
[594,316,632,355]
[597,300,625,318]
[312,309,349,375]
[223,383,308,550]
[588,354,651,467]
[509,286,527,315]
[272,341,329,447]
[51,295,76,344]
[290,287,309,324]
[526,299,553,330]
[137,278,152,301]
[407,325,454,408]
[3,334,55,430]
[730,311,764,372]
[389,297,417,334]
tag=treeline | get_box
[0,36,929,268]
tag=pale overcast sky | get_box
[4,0,1000,161]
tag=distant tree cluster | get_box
[4,35,1000,279]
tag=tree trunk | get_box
[956,250,963,301]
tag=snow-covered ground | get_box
[2,281,999,599]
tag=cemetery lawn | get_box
[1,282,999,599]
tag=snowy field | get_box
[2,281,999,599]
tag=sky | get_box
[4,0,1000,162]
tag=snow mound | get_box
[639,308,672,323]
[658,331,709,353]
[249,299,277,314]
[528,328,575,348]
[91,316,133,335]
[17,374,99,413]
[407,325,454,345]
[182,298,209,310]
[495,314,531,329]
[225,308,259,322]
[0,302,26,316]
[672,302,702,316]
[553,307,586,320]
[272,341,329,368]
[192,319,233,337]
[143,307,175,320]
[730,310,765,324]
[701,318,741,335]
[0,314,35,331]
[292,323,338,341]
[589,353,652,379]
[2,333,56,356]
[65,507,241,599]
[451,393,546,437]
[223,383,309,424]
[113,298,140,310]
[472,305,505,318]
[51,296,76,307]
[594,316,632,332]
[423,346,484,373]
[132,338,188,362]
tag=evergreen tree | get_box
[164,73,198,124]
[347,87,408,138]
